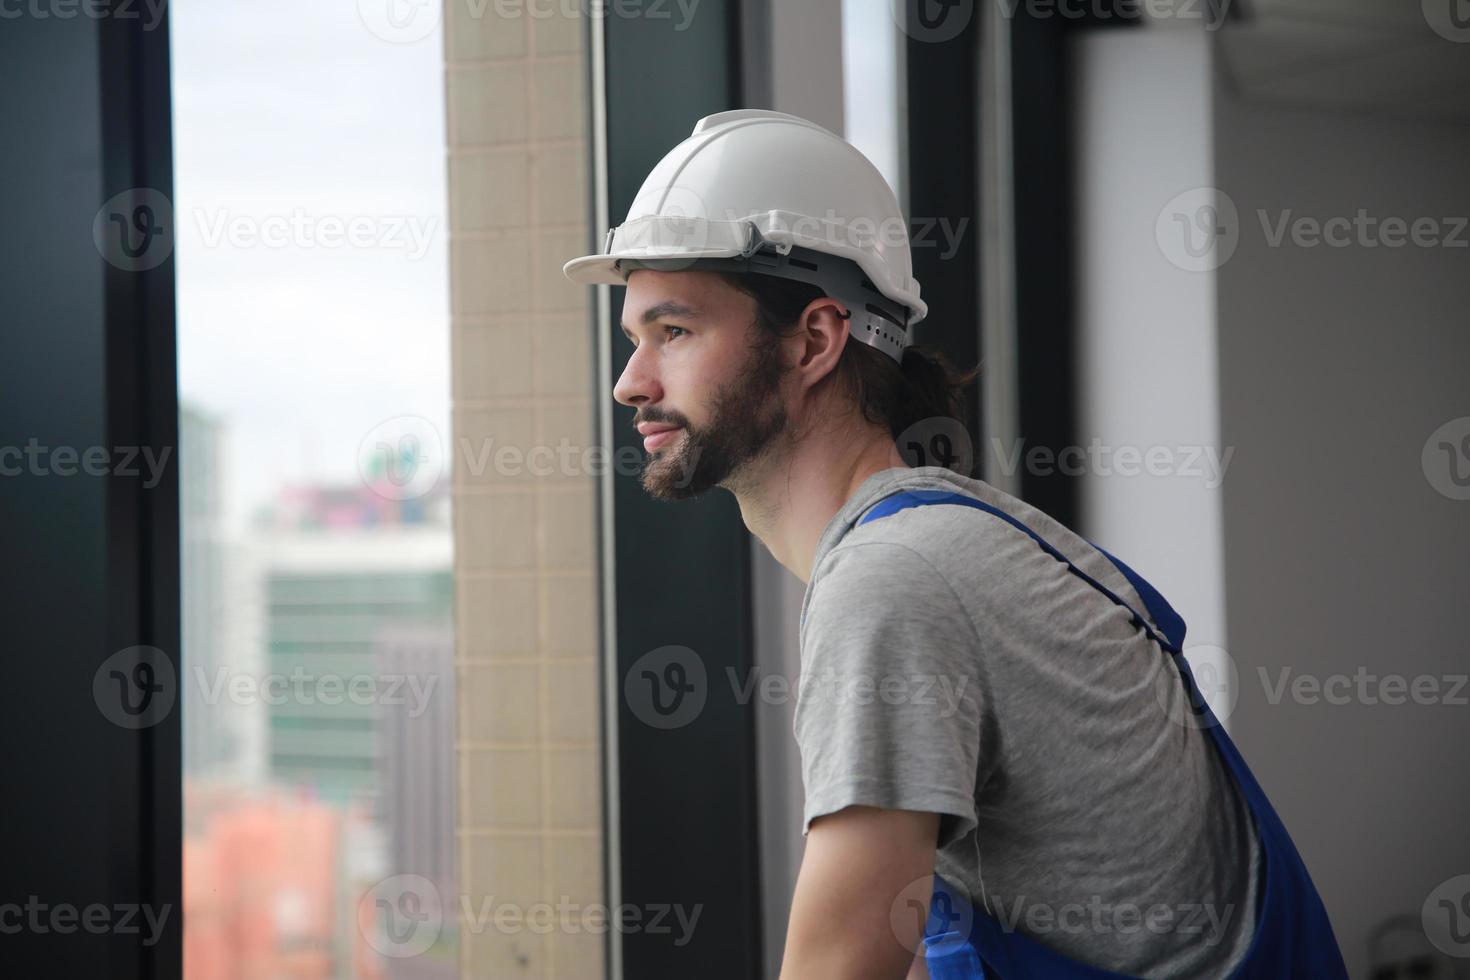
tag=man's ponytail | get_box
[893,343,980,445]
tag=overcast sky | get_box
[171,0,450,532]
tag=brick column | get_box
[444,4,603,977]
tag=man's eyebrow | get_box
[620,301,702,339]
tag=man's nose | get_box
[612,345,661,407]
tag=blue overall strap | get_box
[858,490,1186,652]
[855,489,1349,979]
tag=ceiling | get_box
[1215,0,1470,125]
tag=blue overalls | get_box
[853,489,1348,980]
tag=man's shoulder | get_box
[812,492,1026,593]
[829,476,1149,607]
[800,516,992,649]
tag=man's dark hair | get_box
[716,270,981,469]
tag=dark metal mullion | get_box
[1007,10,1079,527]
[99,4,182,979]
[905,9,984,468]
[598,1,764,977]
[1007,8,1139,526]
[0,5,180,979]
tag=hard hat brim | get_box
[562,247,752,285]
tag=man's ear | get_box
[793,295,851,393]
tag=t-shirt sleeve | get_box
[794,540,992,850]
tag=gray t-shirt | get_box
[794,465,1259,978]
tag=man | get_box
[563,109,1346,979]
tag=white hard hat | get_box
[561,109,927,363]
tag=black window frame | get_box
[588,1,767,977]
[0,7,181,979]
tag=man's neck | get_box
[733,427,910,584]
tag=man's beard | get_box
[640,336,789,501]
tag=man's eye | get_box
[665,325,688,340]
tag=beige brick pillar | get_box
[444,4,603,977]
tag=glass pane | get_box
[172,2,455,977]
[843,0,906,200]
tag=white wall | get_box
[1213,62,1470,979]
[1072,26,1232,719]
[1075,16,1470,978]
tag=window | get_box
[172,5,455,976]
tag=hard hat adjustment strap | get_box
[729,240,912,364]
[616,238,912,364]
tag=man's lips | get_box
[640,426,679,449]
[637,423,682,451]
